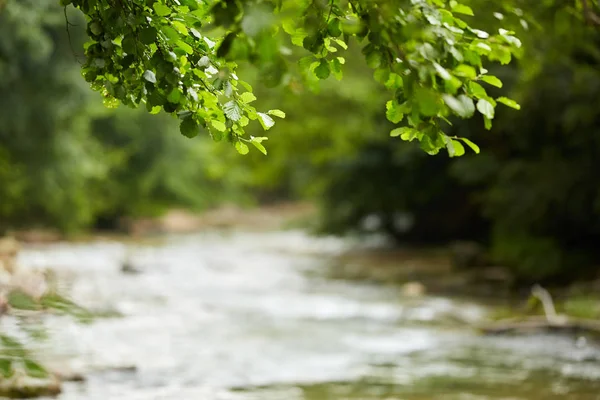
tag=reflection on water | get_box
[16,230,600,399]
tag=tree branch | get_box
[581,0,600,26]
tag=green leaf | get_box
[303,33,324,53]
[121,35,137,54]
[235,141,249,155]
[444,76,462,94]
[139,27,158,45]
[180,118,200,138]
[7,290,39,311]
[420,133,442,155]
[143,70,156,83]
[0,335,25,357]
[190,28,202,39]
[365,50,382,69]
[467,81,487,98]
[176,40,193,54]
[240,92,256,103]
[212,0,241,28]
[434,63,452,80]
[332,38,348,50]
[257,112,275,130]
[0,358,13,378]
[497,96,521,110]
[479,75,503,88]
[251,137,268,155]
[327,19,342,37]
[167,88,182,104]
[484,116,492,130]
[386,100,405,124]
[217,32,236,58]
[472,42,491,55]
[153,3,171,16]
[172,21,189,36]
[451,3,474,16]
[314,60,330,80]
[453,64,477,79]
[459,137,481,154]
[161,26,180,43]
[391,127,419,141]
[211,120,227,132]
[24,359,49,379]
[415,88,441,117]
[267,109,286,118]
[223,101,242,121]
[476,98,495,119]
[149,106,162,114]
[443,94,475,118]
[489,45,512,64]
[331,57,343,80]
[450,139,466,157]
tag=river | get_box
[16,230,600,399]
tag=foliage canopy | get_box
[64,0,524,156]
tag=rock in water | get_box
[0,373,61,398]
[0,236,19,274]
[120,260,141,274]
[401,281,426,297]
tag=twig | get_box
[531,284,559,322]
[64,7,83,65]
[581,0,600,26]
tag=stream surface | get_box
[15,230,600,399]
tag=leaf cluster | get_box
[66,0,523,156]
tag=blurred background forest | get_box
[2,0,600,285]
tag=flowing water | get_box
[15,230,600,399]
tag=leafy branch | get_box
[63,0,524,157]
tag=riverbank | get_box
[9,202,317,244]
[7,201,600,319]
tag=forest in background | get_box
[1,0,600,284]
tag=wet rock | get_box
[0,373,61,398]
[401,281,426,297]
[120,260,141,275]
[54,371,86,382]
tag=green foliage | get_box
[0,287,91,381]
[309,0,600,282]
[0,0,108,233]
[67,0,523,156]
[0,0,254,234]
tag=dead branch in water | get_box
[478,284,600,337]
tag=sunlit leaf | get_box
[386,100,405,124]
[153,3,171,16]
[267,109,285,118]
[239,92,256,103]
[251,136,268,154]
[476,98,495,119]
[479,75,503,88]
[451,3,474,16]
[235,141,249,155]
[257,112,275,130]
[211,120,227,132]
[223,101,242,122]
[497,96,521,109]
[443,94,475,118]
[459,137,481,154]
[143,70,156,83]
